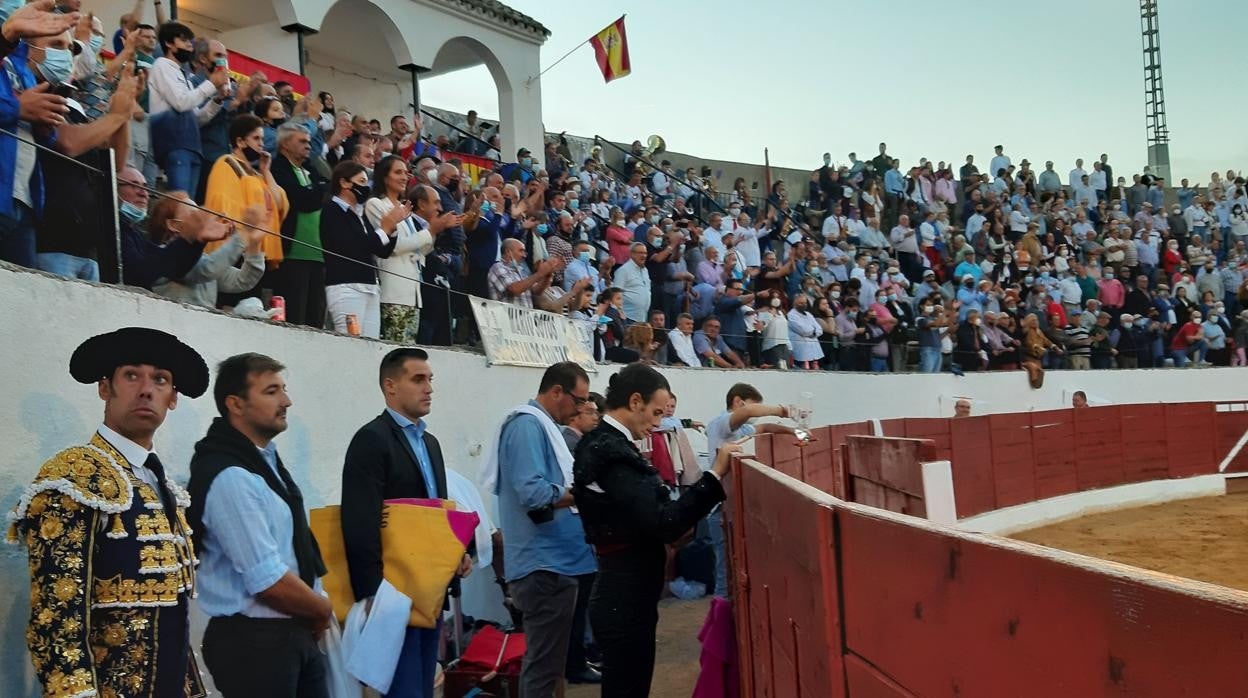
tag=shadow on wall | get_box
[0,392,93,695]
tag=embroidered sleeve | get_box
[23,491,99,698]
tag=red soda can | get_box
[270,295,286,322]
[346,314,361,337]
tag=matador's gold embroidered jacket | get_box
[7,433,204,698]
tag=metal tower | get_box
[1140,0,1171,182]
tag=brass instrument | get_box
[634,134,666,178]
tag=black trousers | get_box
[566,571,597,677]
[203,615,327,698]
[272,259,326,329]
[590,544,666,698]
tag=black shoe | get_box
[567,666,603,684]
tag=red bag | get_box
[458,626,526,675]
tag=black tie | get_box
[142,453,176,517]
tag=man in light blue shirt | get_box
[494,363,598,696]
[190,353,333,696]
[563,239,601,293]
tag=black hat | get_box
[70,328,209,398]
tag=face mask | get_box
[447,178,461,191]
[922,305,933,314]
[771,298,781,308]
[649,214,660,225]
[830,291,841,299]
[174,47,194,64]
[88,34,104,56]
[350,182,371,201]
[1135,318,1149,327]
[650,237,662,248]
[1040,271,1050,279]
[971,318,981,325]
[729,208,741,217]
[34,46,74,85]
[1003,257,1012,264]
[480,201,491,215]
[1210,315,1220,322]
[536,223,549,235]
[521,157,533,167]
[888,293,897,301]
[824,155,832,166]
[848,310,858,318]
[877,297,887,304]
[1005,305,1017,312]
[569,199,579,210]
[119,200,147,225]
[425,169,438,184]
[578,251,592,263]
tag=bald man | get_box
[954,399,972,418]
[488,238,559,307]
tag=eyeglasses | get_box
[570,394,591,406]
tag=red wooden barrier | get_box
[949,415,996,518]
[988,412,1037,508]
[901,417,952,460]
[727,455,1248,698]
[1119,404,1169,483]
[1165,402,1217,478]
[843,436,934,517]
[838,502,1248,697]
[731,461,846,698]
[1029,409,1078,499]
[1074,405,1126,490]
[1216,406,1248,473]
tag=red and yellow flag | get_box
[590,16,630,83]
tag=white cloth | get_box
[478,404,574,498]
[342,579,411,694]
[326,283,382,338]
[787,308,824,362]
[146,56,221,125]
[445,469,496,569]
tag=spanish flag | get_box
[590,16,630,83]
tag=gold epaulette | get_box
[6,440,134,541]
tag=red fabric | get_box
[693,597,739,698]
[649,432,677,486]
[225,50,309,96]
[1172,321,1202,350]
[459,626,526,675]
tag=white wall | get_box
[2,262,1248,694]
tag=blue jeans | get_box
[1173,340,1208,367]
[163,148,201,195]
[708,507,728,597]
[919,346,942,373]
[0,203,36,267]
[870,356,889,372]
[387,622,442,698]
[36,253,99,281]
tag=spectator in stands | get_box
[270,120,328,326]
[1170,308,1208,367]
[365,156,436,343]
[252,96,285,154]
[1072,391,1089,408]
[694,316,745,369]
[787,293,823,369]
[489,238,560,308]
[151,194,266,308]
[667,312,701,367]
[114,166,228,289]
[148,21,228,193]
[615,242,652,322]
[320,161,407,338]
[203,115,288,298]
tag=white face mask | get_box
[770,297,781,308]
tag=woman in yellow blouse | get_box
[203,114,289,275]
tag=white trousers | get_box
[326,283,382,339]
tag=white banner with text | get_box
[470,297,598,373]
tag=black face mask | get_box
[174,47,193,64]
[446,178,461,191]
[351,183,372,201]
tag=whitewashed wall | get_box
[2,262,1247,694]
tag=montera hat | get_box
[69,327,209,398]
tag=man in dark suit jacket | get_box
[341,347,468,698]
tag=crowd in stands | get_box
[3,0,1248,382]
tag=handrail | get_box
[419,108,499,160]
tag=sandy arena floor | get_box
[567,596,710,698]
[1011,493,1248,591]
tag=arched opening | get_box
[301,0,415,121]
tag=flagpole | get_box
[525,14,626,87]
[526,38,591,86]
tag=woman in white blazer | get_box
[366,156,435,343]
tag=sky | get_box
[420,0,1246,184]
